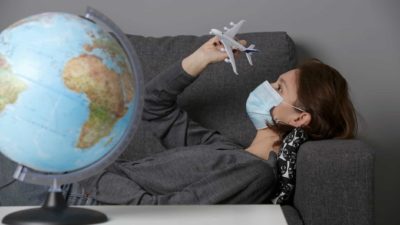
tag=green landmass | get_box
[63,54,126,149]
[0,55,27,112]
[78,103,117,148]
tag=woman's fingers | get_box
[203,36,250,62]
[239,39,247,46]
[208,36,221,46]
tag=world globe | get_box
[0,8,143,176]
[0,7,144,225]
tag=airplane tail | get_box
[245,44,258,65]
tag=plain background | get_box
[0,0,398,224]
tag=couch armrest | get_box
[293,139,375,225]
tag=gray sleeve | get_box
[143,62,237,149]
[85,159,276,205]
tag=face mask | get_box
[246,80,305,130]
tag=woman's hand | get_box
[182,36,246,77]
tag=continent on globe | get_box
[0,11,140,173]
[0,55,27,113]
[84,35,135,102]
[63,54,130,149]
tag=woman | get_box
[69,36,357,205]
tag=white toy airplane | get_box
[209,20,259,75]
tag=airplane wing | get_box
[220,39,238,75]
[224,20,245,38]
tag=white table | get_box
[1,205,288,225]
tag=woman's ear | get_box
[291,112,311,127]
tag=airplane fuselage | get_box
[210,29,246,51]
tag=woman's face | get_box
[270,69,311,127]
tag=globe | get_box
[0,8,144,225]
[0,10,142,174]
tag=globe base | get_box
[2,191,107,225]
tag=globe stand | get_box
[2,182,107,225]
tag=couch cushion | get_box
[122,32,297,160]
[294,139,375,225]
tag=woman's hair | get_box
[269,58,358,144]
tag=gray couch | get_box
[0,32,374,225]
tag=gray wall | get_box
[0,0,399,224]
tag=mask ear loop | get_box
[281,101,306,112]
[271,103,306,126]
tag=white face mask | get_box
[246,80,305,130]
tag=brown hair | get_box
[269,58,358,143]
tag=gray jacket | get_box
[79,62,278,205]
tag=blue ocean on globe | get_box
[0,12,136,173]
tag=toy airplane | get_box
[209,20,259,75]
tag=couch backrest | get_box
[121,32,297,160]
